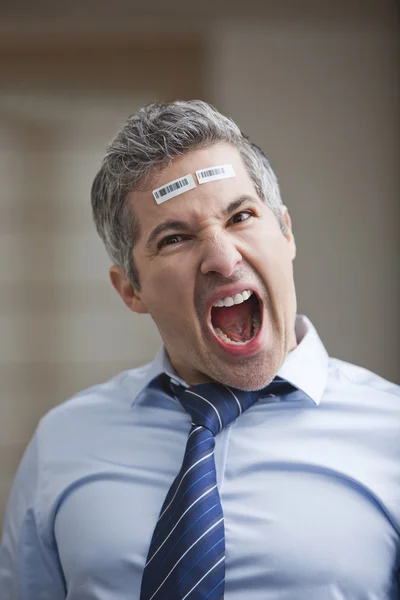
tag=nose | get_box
[200,235,242,278]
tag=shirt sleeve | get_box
[0,432,67,600]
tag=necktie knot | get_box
[177,376,297,436]
[178,383,255,435]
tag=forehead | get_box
[128,143,259,234]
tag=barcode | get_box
[196,164,235,184]
[154,178,189,200]
[152,173,196,204]
[198,167,225,179]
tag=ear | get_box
[109,265,149,314]
[281,205,296,260]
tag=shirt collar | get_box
[277,315,329,405]
[130,314,328,406]
[130,346,188,406]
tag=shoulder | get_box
[37,360,156,437]
[328,357,400,401]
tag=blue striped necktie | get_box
[140,376,296,600]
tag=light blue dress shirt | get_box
[1,315,399,599]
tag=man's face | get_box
[120,143,297,390]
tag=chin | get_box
[207,359,278,392]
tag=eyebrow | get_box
[146,194,261,250]
[222,195,261,217]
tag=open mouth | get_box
[210,290,261,346]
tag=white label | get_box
[152,174,196,204]
[196,164,236,184]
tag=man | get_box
[1,100,399,599]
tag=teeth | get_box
[223,296,235,307]
[214,328,250,345]
[213,299,224,307]
[252,316,261,332]
[213,289,253,308]
[214,315,261,346]
[233,293,244,304]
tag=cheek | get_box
[253,236,294,290]
[141,263,194,319]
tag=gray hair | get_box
[91,100,287,289]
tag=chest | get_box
[52,407,399,598]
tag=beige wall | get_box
[0,5,399,527]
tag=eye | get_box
[230,210,254,224]
[158,234,187,249]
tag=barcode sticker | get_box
[152,174,196,204]
[196,164,236,184]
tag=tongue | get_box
[212,302,253,342]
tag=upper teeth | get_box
[213,289,253,307]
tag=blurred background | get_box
[0,0,399,527]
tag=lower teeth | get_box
[214,317,261,345]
